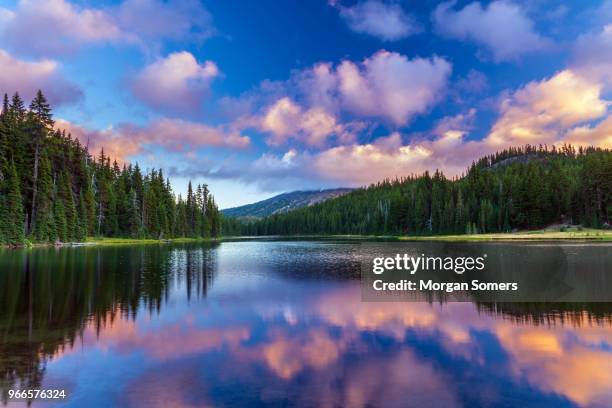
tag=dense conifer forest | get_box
[0,91,221,246]
[225,145,611,236]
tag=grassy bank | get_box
[396,228,612,242]
[0,237,218,249]
[225,227,612,242]
[84,237,219,246]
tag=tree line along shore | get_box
[0,91,222,246]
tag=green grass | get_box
[395,227,612,242]
[83,237,217,246]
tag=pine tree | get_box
[29,90,54,128]
[32,153,55,242]
[9,93,26,123]
[2,160,25,244]
[54,198,67,243]
[1,94,9,119]
[26,90,54,235]
[57,171,77,241]
[77,192,88,241]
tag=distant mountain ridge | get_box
[221,188,353,218]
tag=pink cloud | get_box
[564,116,612,148]
[310,132,485,185]
[258,97,358,147]
[56,117,249,163]
[131,51,220,114]
[433,1,551,62]
[335,51,451,125]
[0,49,82,106]
[307,68,611,185]
[169,62,612,190]
[250,65,612,187]
[242,50,451,144]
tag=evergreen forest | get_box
[0,91,221,246]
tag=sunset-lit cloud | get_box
[486,69,610,147]
[131,51,220,114]
[56,117,250,163]
[257,97,361,147]
[149,60,611,189]
[564,116,612,148]
[261,98,336,146]
[226,63,611,187]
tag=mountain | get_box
[221,188,353,218]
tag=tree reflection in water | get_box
[0,244,217,403]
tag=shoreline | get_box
[1,237,221,249]
[2,228,610,249]
[224,228,612,242]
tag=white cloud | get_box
[337,1,420,41]
[131,51,220,114]
[433,1,550,62]
[572,24,612,87]
[0,0,214,57]
[0,0,122,57]
[116,0,214,47]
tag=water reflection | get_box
[0,241,611,407]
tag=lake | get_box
[1,240,611,407]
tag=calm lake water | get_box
[1,240,611,407]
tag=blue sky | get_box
[0,0,610,207]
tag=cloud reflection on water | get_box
[45,283,612,408]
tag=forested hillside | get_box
[226,145,611,236]
[0,91,221,246]
[221,188,353,218]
